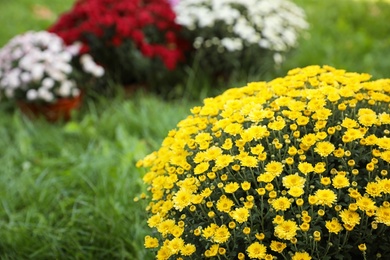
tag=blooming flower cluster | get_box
[137,65,390,259]
[0,31,104,103]
[173,0,309,78]
[49,0,188,86]
[167,0,180,7]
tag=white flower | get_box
[259,39,270,49]
[72,88,81,97]
[273,53,284,66]
[19,56,35,71]
[221,38,243,52]
[7,69,22,88]
[54,62,73,75]
[20,72,32,83]
[42,78,55,88]
[5,88,14,98]
[57,80,74,97]
[66,42,82,56]
[38,87,54,102]
[92,66,105,77]
[282,29,297,47]
[215,6,240,25]
[11,47,24,60]
[80,54,105,77]
[45,66,67,82]
[58,52,72,63]
[0,31,103,103]
[31,64,45,82]
[233,18,259,44]
[174,0,309,54]
[26,89,38,101]
[193,37,204,49]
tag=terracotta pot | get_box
[123,83,149,98]
[17,94,83,122]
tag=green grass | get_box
[276,0,390,79]
[0,93,194,259]
[1,0,390,259]
[0,0,74,47]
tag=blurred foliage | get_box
[276,0,390,80]
[0,0,74,47]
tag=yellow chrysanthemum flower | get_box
[298,162,314,175]
[156,246,172,260]
[380,179,390,194]
[193,162,209,175]
[366,182,383,197]
[240,155,259,167]
[325,218,343,234]
[202,223,218,239]
[339,209,361,226]
[332,174,350,189]
[314,141,335,157]
[168,237,185,254]
[157,219,176,236]
[288,187,305,197]
[270,240,287,253]
[292,251,312,260]
[144,236,159,248]
[314,189,337,207]
[246,242,267,259]
[215,154,234,169]
[300,133,317,147]
[224,182,240,193]
[271,196,292,211]
[282,174,306,189]
[356,197,377,212]
[180,244,196,256]
[375,206,390,226]
[274,220,299,240]
[231,207,250,223]
[213,225,231,243]
[341,118,359,128]
[216,196,234,213]
[265,161,284,176]
[173,189,193,211]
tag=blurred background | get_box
[1,0,390,80]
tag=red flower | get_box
[111,36,123,47]
[49,0,190,84]
[116,17,136,38]
[100,14,116,27]
[141,44,154,57]
[131,30,145,45]
[79,43,90,54]
[138,10,154,27]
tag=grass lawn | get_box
[279,0,390,79]
[0,0,390,259]
[0,94,194,259]
[0,0,74,47]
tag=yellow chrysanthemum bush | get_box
[137,65,390,260]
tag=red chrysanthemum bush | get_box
[49,0,189,94]
[137,65,390,259]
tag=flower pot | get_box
[17,94,83,122]
[123,83,149,98]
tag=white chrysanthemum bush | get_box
[173,0,308,82]
[0,31,104,103]
[137,65,390,260]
